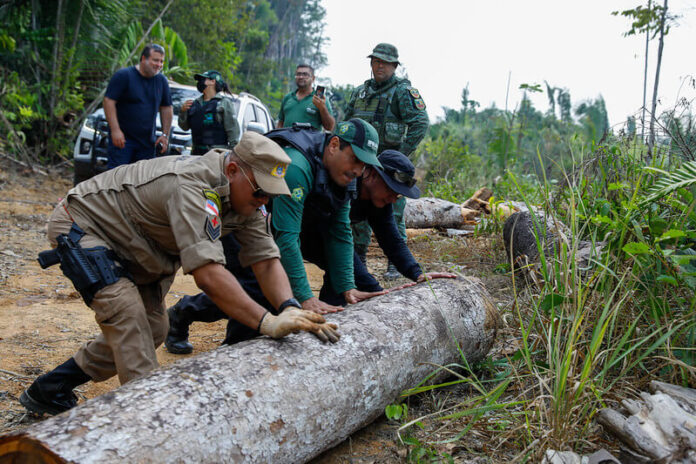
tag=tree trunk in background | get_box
[0,277,499,464]
[641,0,651,142]
[648,0,668,157]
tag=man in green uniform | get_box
[164,119,387,354]
[344,43,429,279]
[277,64,335,131]
[19,132,338,416]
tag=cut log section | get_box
[404,188,501,229]
[596,381,696,463]
[0,277,499,464]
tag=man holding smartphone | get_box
[277,64,335,131]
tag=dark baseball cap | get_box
[334,119,382,168]
[194,70,224,84]
[374,149,421,199]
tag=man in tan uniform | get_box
[20,132,339,416]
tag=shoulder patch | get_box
[291,187,305,202]
[414,98,426,110]
[203,189,221,213]
[408,88,421,99]
[205,215,221,241]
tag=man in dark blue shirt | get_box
[103,44,173,168]
[327,149,456,304]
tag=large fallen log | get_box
[596,381,696,463]
[0,277,499,464]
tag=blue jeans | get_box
[107,138,155,169]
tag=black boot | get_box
[165,301,194,354]
[383,261,401,280]
[20,357,91,416]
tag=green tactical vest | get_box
[351,77,409,151]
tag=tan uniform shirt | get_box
[65,149,279,284]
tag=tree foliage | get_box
[0,0,329,164]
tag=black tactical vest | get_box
[188,98,227,155]
[265,126,357,221]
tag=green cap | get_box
[334,119,382,168]
[367,43,399,64]
[194,70,224,84]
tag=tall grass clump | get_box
[388,138,696,462]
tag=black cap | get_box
[374,150,421,199]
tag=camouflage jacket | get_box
[344,75,429,157]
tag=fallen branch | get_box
[596,381,696,463]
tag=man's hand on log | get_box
[343,288,387,304]
[259,309,340,343]
[387,273,458,292]
[417,272,458,283]
[302,296,344,315]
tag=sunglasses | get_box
[385,168,416,188]
[239,165,276,199]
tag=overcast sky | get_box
[319,0,695,129]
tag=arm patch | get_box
[408,87,426,110]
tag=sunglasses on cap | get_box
[385,168,416,187]
[239,165,276,199]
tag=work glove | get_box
[259,308,340,343]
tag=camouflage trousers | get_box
[352,196,408,250]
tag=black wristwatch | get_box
[277,298,301,313]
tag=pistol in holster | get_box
[37,223,129,305]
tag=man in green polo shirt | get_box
[277,64,335,131]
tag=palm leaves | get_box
[643,161,696,204]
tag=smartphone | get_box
[316,85,325,98]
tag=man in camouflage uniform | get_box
[344,43,429,279]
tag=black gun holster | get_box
[38,223,130,305]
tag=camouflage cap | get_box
[334,119,382,168]
[367,43,399,64]
[233,132,292,196]
[194,70,225,84]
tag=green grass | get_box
[387,138,696,462]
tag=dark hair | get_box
[216,81,231,94]
[337,137,350,151]
[296,63,314,75]
[141,44,165,60]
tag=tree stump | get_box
[0,277,499,464]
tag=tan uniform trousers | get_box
[48,203,171,385]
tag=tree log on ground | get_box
[596,381,696,463]
[404,188,497,229]
[0,277,499,464]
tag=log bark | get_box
[404,189,497,229]
[0,277,499,464]
[404,198,479,228]
[596,382,696,463]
